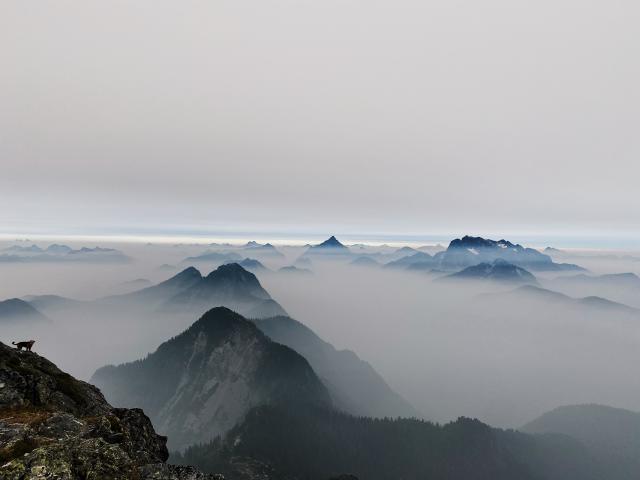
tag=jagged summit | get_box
[449,236,517,250]
[433,235,584,272]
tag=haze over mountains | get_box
[0,244,130,263]
[2,234,640,479]
[0,298,51,325]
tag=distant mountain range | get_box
[92,307,331,450]
[479,285,640,316]
[384,252,434,269]
[0,244,130,263]
[544,272,640,308]
[350,256,380,267]
[242,242,285,258]
[182,251,242,265]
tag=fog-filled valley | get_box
[3,236,640,431]
[4,234,640,479]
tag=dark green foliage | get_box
[522,404,640,480]
[176,405,601,480]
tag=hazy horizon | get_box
[2,0,639,242]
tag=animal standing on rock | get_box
[11,340,35,351]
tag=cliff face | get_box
[0,341,220,480]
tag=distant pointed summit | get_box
[311,235,347,249]
[301,236,350,259]
[321,235,345,247]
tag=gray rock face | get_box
[92,307,331,451]
[0,341,221,480]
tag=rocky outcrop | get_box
[0,341,221,479]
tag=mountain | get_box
[278,265,313,275]
[0,341,220,479]
[0,298,50,325]
[0,245,130,263]
[545,273,640,307]
[384,251,434,269]
[313,236,347,249]
[479,285,640,316]
[253,315,419,418]
[182,251,242,264]
[23,294,85,313]
[522,404,640,480]
[432,236,584,272]
[302,236,350,258]
[389,246,420,260]
[2,244,43,253]
[350,256,380,267]
[559,272,640,289]
[104,264,286,319]
[109,266,204,306]
[92,307,331,450]
[242,242,285,258]
[237,257,268,272]
[177,404,601,480]
[166,263,287,318]
[418,244,446,254]
[45,243,73,254]
[158,263,177,271]
[442,259,538,285]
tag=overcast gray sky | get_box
[1,0,639,242]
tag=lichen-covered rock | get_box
[0,342,223,479]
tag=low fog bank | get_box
[260,256,640,427]
[1,240,640,428]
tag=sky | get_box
[1,0,639,244]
